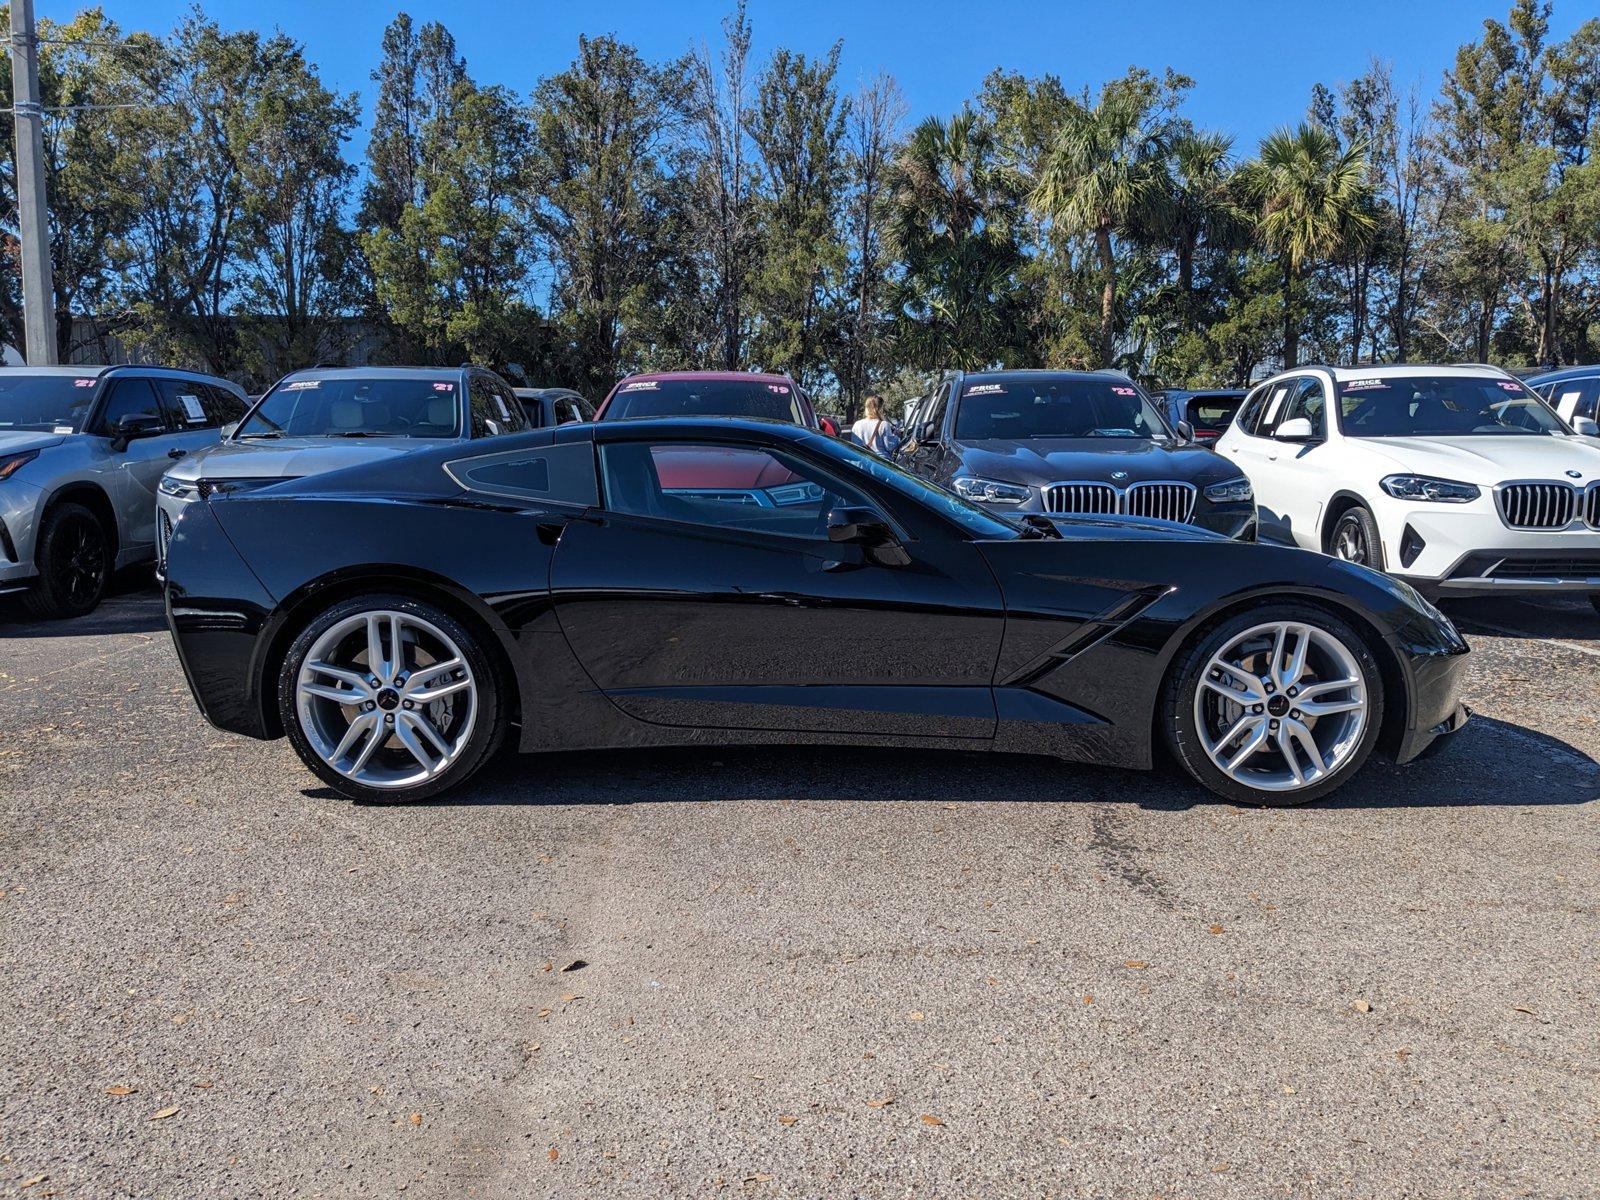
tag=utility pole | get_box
[10,0,57,364]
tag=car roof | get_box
[280,366,465,380]
[960,369,1127,384]
[1300,364,1522,382]
[1527,365,1599,384]
[615,370,797,385]
[587,415,814,440]
[1,363,229,381]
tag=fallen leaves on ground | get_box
[1211,1162,1231,1173]
[920,1113,945,1126]
[1511,1004,1536,1015]
[777,1115,797,1127]
[907,1011,925,1021]
[1082,995,1094,1005]
[547,1147,559,1163]
[865,1096,895,1109]
[1352,999,1371,1013]
[1124,960,1148,970]
[1395,1047,1411,1062]
[1208,924,1225,935]
[104,1086,135,1096]
[560,960,587,973]
[148,1106,180,1122]
[407,1112,422,1127]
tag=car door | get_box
[1262,375,1336,548]
[549,430,1007,738]
[902,382,951,481]
[90,377,184,555]
[1220,378,1296,542]
[152,378,230,462]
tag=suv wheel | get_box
[278,594,507,803]
[24,502,111,619]
[1164,603,1384,806]
[1330,506,1384,570]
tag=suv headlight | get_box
[0,450,40,481]
[1203,476,1253,503]
[1380,474,1480,503]
[159,475,198,499]
[953,476,1031,505]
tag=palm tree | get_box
[1243,124,1377,368]
[1156,129,1245,296]
[885,111,1022,369]
[1031,90,1166,366]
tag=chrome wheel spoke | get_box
[331,713,378,767]
[365,616,387,679]
[302,682,365,706]
[408,677,471,704]
[1200,663,1265,704]
[392,713,442,775]
[403,710,454,759]
[307,661,369,691]
[1216,717,1268,777]
[1277,625,1309,689]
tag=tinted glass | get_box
[1337,374,1569,437]
[600,441,871,539]
[1275,378,1327,438]
[604,378,804,423]
[96,378,166,433]
[469,375,523,438]
[954,377,1168,440]
[447,441,596,507]
[154,379,216,430]
[201,382,249,424]
[1544,376,1600,421]
[1249,382,1295,437]
[0,374,100,432]
[1186,395,1244,428]
[238,375,462,439]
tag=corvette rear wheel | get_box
[279,594,506,802]
[1165,604,1384,806]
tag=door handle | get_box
[168,449,186,459]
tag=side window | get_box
[1251,381,1297,438]
[920,385,949,441]
[1275,377,1327,438]
[95,378,166,434]
[152,378,213,429]
[558,399,585,425]
[446,441,597,507]
[1549,377,1600,422]
[200,382,248,425]
[469,375,510,438]
[1233,384,1269,435]
[599,441,876,540]
[494,380,530,433]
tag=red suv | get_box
[595,371,838,505]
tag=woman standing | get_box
[850,395,896,456]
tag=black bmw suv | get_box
[899,369,1256,539]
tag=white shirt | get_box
[852,417,889,452]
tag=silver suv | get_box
[157,366,530,578]
[0,364,248,618]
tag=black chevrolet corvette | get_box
[163,418,1469,805]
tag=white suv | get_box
[1215,364,1600,608]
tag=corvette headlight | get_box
[1380,474,1480,503]
[158,475,198,498]
[1203,476,1253,503]
[953,476,1031,505]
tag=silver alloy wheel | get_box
[1193,620,1368,794]
[1334,518,1366,563]
[295,610,477,790]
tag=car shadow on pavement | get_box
[351,711,1596,812]
[0,573,166,638]
[1443,595,1600,642]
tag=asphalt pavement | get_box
[2,581,1597,1199]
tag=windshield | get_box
[605,378,805,424]
[238,376,462,439]
[1337,375,1569,437]
[0,374,100,433]
[804,432,1021,540]
[955,377,1169,440]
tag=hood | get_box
[1351,434,1600,485]
[1020,511,1229,544]
[955,437,1236,487]
[0,430,68,457]
[165,435,426,483]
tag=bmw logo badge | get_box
[1567,469,1582,478]
[1111,470,1129,481]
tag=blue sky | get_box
[77,0,1590,156]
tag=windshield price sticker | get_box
[1341,378,1387,391]
[286,380,321,391]
[179,393,206,423]
[54,424,76,434]
[74,378,96,388]
[965,383,1005,396]
[621,380,659,392]
[432,382,455,391]
[766,384,790,394]
[1111,386,1137,396]
[1496,381,1521,391]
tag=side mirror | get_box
[110,413,164,450]
[1175,419,1195,444]
[826,506,910,567]
[1274,417,1321,443]
[817,415,839,437]
[1572,416,1599,437]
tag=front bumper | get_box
[1392,614,1473,764]
[975,495,1257,541]
[154,487,201,583]
[1374,497,1600,593]
[0,479,44,591]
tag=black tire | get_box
[1163,602,1385,807]
[277,593,508,803]
[1329,505,1385,571]
[24,501,111,619]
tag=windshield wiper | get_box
[237,430,284,439]
[328,430,407,438]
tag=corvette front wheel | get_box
[1165,604,1384,806]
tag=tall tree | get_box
[747,43,849,386]
[1243,123,1377,368]
[683,2,758,369]
[528,35,684,393]
[1031,77,1172,366]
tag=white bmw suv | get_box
[1216,364,1600,609]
